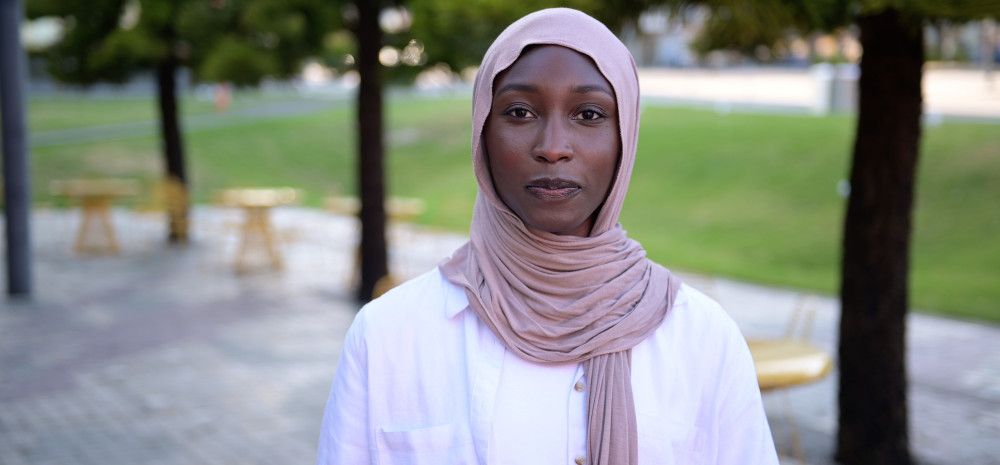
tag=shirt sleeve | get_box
[714,322,780,465]
[316,310,371,465]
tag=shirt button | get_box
[574,381,585,392]
[574,456,586,465]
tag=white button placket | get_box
[567,365,587,465]
[466,310,503,464]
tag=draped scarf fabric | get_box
[439,8,681,465]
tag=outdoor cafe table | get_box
[216,187,300,273]
[50,178,140,255]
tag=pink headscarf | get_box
[439,8,681,465]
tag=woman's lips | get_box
[526,178,582,201]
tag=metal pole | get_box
[1,0,33,297]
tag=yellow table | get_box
[748,339,833,391]
[326,196,426,296]
[217,188,300,273]
[50,179,140,255]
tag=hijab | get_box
[439,8,682,465]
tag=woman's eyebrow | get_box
[495,82,537,95]
[572,84,614,97]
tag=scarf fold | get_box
[439,8,682,465]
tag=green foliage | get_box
[198,36,279,87]
[670,0,851,58]
[673,0,999,58]
[29,0,339,86]
[88,29,163,78]
[320,30,356,72]
[236,0,337,76]
[174,1,238,66]
[407,0,652,70]
[692,1,804,56]
[34,0,128,84]
[860,0,1000,20]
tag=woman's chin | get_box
[524,217,592,237]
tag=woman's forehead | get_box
[492,45,614,96]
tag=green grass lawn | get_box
[26,90,317,132]
[21,93,1000,322]
[27,94,226,131]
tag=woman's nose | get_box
[532,118,573,163]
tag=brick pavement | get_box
[1,207,998,464]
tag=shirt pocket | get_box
[376,422,476,465]
[637,412,709,465]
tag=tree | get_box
[408,0,653,71]
[28,0,336,243]
[318,0,428,302]
[347,0,392,301]
[670,1,999,463]
[837,8,922,463]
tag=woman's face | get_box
[485,45,620,237]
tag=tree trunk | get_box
[836,8,922,465]
[155,52,190,243]
[354,0,388,302]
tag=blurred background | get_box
[1,1,998,464]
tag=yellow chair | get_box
[748,295,833,464]
[133,177,189,241]
[326,196,426,297]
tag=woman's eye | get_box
[504,107,534,118]
[577,109,606,121]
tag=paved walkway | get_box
[638,66,1000,120]
[1,208,998,464]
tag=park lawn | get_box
[24,94,1000,323]
[625,106,853,300]
[626,107,1000,322]
[25,90,315,132]
[29,96,163,131]
[28,94,218,132]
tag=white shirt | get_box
[317,267,779,465]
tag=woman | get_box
[317,8,778,465]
